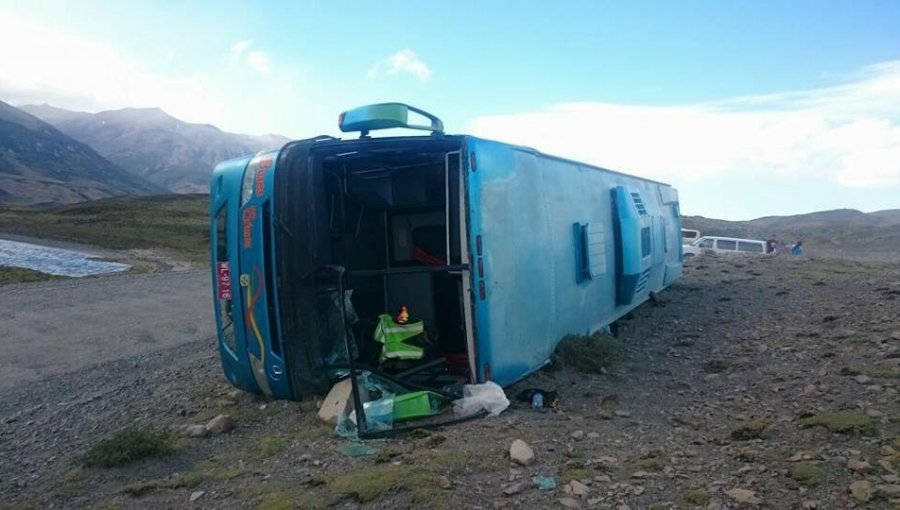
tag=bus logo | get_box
[216,262,232,300]
[256,156,273,196]
[242,206,257,249]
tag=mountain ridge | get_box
[0,100,164,206]
[21,104,290,193]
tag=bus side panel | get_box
[210,157,261,395]
[466,137,682,387]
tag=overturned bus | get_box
[210,103,683,404]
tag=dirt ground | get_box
[1,254,899,509]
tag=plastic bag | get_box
[452,381,509,417]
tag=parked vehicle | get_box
[209,103,683,402]
[682,236,767,257]
[681,228,700,244]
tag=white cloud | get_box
[229,40,271,74]
[230,39,252,58]
[0,10,225,124]
[468,61,900,189]
[368,49,432,82]
[245,50,271,74]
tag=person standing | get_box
[790,241,804,256]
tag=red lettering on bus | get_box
[242,206,257,249]
[256,156,273,196]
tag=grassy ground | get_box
[0,266,65,285]
[0,194,209,263]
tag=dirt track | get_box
[0,270,213,391]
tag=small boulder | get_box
[559,497,581,508]
[849,480,872,502]
[855,375,873,384]
[183,425,208,438]
[725,488,762,506]
[510,439,535,466]
[570,430,585,441]
[847,459,871,472]
[564,480,590,496]
[189,490,205,502]
[205,414,235,434]
[437,475,452,490]
[876,484,900,497]
[503,482,524,496]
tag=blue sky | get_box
[1,0,899,219]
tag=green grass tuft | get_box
[789,463,826,486]
[0,266,65,285]
[259,436,288,458]
[681,488,710,506]
[730,419,771,440]
[625,451,666,473]
[798,411,876,434]
[702,359,730,373]
[82,427,175,468]
[552,331,619,373]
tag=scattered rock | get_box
[587,432,600,440]
[849,480,872,502]
[876,484,900,496]
[615,410,631,418]
[789,451,814,462]
[595,474,612,483]
[510,439,535,466]
[882,445,898,456]
[633,485,645,496]
[847,459,871,472]
[855,375,873,384]
[503,482,524,496]
[437,475,452,490]
[725,488,762,505]
[630,470,653,479]
[205,414,235,434]
[559,497,580,509]
[564,480,590,496]
[801,501,818,509]
[570,430,585,441]
[189,490,205,502]
[183,424,208,438]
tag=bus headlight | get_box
[241,163,258,205]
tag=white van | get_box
[683,236,767,258]
[681,228,701,244]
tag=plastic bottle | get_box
[531,392,544,409]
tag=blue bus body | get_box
[211,134,682,399]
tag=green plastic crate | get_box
[392,391,447,422]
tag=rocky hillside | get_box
[684,209,900,262]
[22,104,290,193]
[0,100,164,206]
